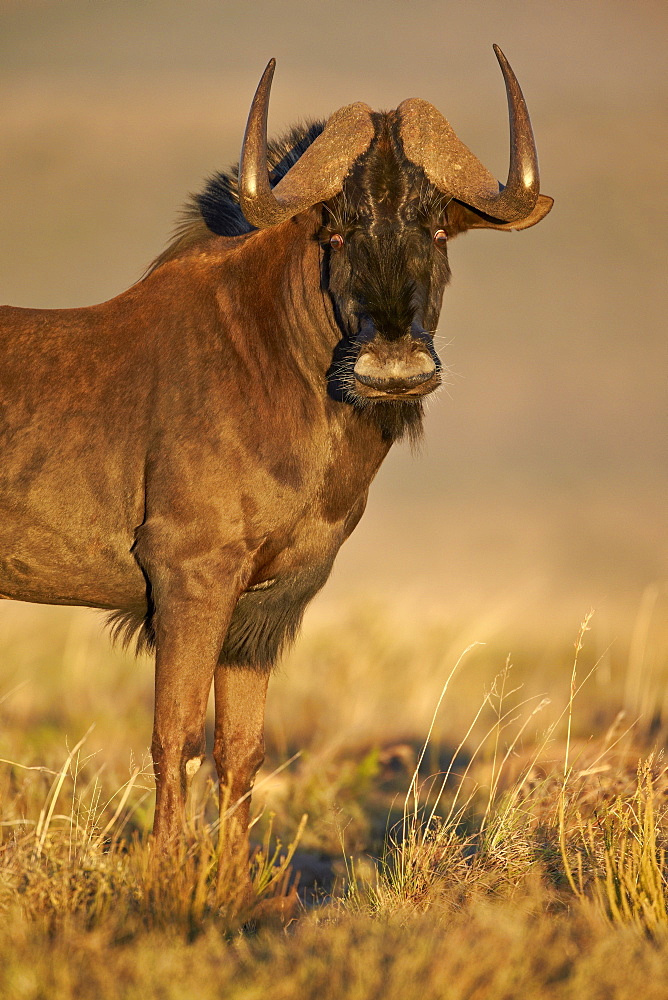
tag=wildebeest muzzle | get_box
[353,320,440,399]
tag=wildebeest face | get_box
[322,114,449,404]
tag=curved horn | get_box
[398,45,540,223]
[239,59,375,229]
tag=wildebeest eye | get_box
[433,229,448,247]
[329,233,345,250]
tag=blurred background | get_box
[0,0,666,750]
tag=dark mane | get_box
[146,120,326,274]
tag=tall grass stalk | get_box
[398,642,481,888]
[373,646,557,908]
[33,725,95,859]
[561,755,668,935]
[596,756,667,933]
[559,611,595,895]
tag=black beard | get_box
[355,397,425,444]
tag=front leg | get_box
[150,602,225,847]
[139,525,251,850]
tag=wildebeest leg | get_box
[213,665,269,870]
[151,645,214,847]
[136,520,251,850]
[150,597,238,849]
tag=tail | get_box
[105,605,155,655]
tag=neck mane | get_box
[145,121,326,276]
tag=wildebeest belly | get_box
[0,512,146,609]
[0,413,147,607]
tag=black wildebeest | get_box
[0,47,552,866]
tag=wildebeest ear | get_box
[447,194,554,236]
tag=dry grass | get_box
[1,593,667,999]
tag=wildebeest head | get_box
[169,48,551,441]
[237,48,552,428]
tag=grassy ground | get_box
[1,593,667,999]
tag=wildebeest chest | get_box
[131,371,388,668]
[134,412,384,655]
